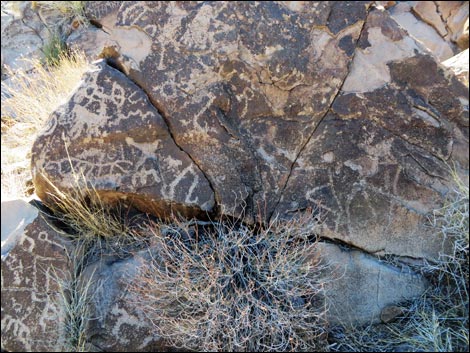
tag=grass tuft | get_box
[1,51,89,200]
[42,31,68,67]
[52,241,98,352]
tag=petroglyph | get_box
[32,61,214,218]
[34,2,468,257]
[1,215,71,352]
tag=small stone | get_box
[380,305,405,323]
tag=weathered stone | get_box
[1,1,47,73]
[1,199,38,258]
[390,2,455,61]
[318,243,425,325]
[80,250,166,352]
[65,1,371,222]
[31,60,215,219]
[380,305,405,323]
[442,1,469,49]
[276,9,469,259]
[1,207,72,352]
[442,48,469,86]
[412,1,448,37]
[33,2,468,261]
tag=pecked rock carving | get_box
[1,210,72,352]
[33,2,468,260]
[32,61,215,219]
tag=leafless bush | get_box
[130,209,329,352]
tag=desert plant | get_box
[130,209,329,352]
[42,30,68,66]
[39,165,141,249]
[51,241,98,352]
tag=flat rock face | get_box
[66,1,370,222]
[33,2,469,259]
[1,199,38,258]
[31,61,215,219]
[1,209,72,352]
[318,242,425,325]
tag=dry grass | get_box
[1,51,89,200]
[130,209,329,352]
[51,241,98,352]
[33,1,88,29]
[41,169,132,241]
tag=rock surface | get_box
[319,242,425,325]
[34,1,469,260]
[1,1,46,74]
[1,199,38,259]
[443,48,469,86]
[389,1,469,61]
[1,206,72,352]
[80,249,166,352]
[32,60,215,219]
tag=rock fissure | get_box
[433,1,452,38]
[270,9,372,222]
[102,60,219,216]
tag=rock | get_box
[412,1,448,37]
[80,250,167,352]
[388,1,469,59]
[1,1,47,73]
[1,206,73,352]
[319,243,424,326]
[77,3,366,223]
[63,1,371,223]
[276,9,469,259]
[380,305,405,323]
[33,2,468,261]
[31,60,215,219]
[442,48,469,86]
[1,199,38,259]
[442,1,469,49]
[390,2,455,61]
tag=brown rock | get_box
[276,9,469,260]
[380,305,405,323]
[31,60,215,220]
[65,1,371,222]
[33,2,468,261]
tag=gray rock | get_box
[1,207,73,352]
[80,250,167,352]
[1,199,38,259]
[318,243,425,326]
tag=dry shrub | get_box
[131,209,329,352]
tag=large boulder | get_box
[32,61,215,219]
[33,1,468,260]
